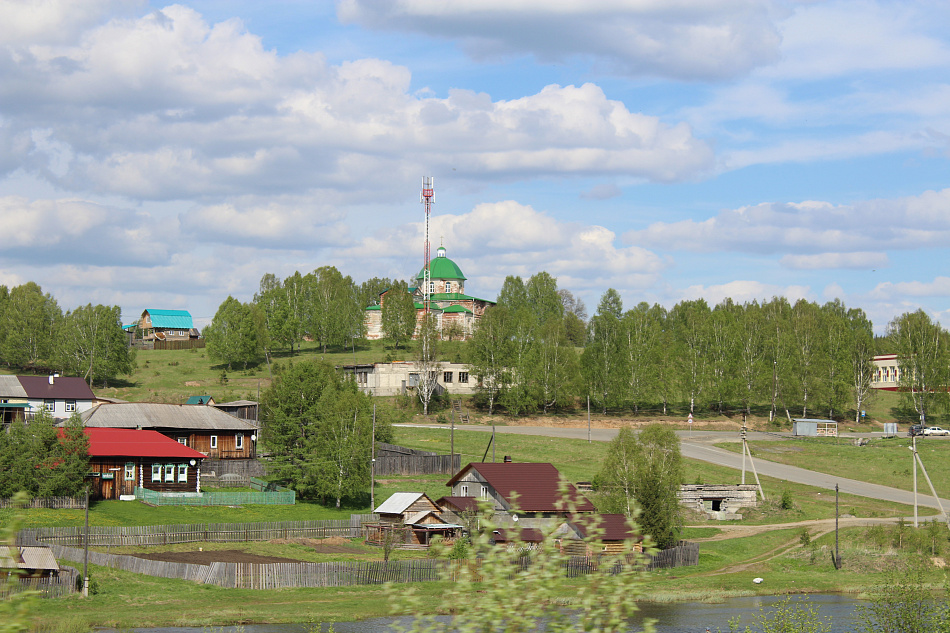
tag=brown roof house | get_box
[0,375,96,424]
[445,460,595,527]
[366,492,462,547]
[80,402,259,460]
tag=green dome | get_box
[416,247,467,281]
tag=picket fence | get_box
[0,566,80,599]
[0,496,85,510]
[19,516,379,548]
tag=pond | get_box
[110,593,866,633]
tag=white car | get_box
[922,426,950,436]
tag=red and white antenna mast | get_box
[421,176,434,315]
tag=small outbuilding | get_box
[365,492,463,547]
[678,484,759,520]
[792,418,838,437]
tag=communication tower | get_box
[420,176,434,314]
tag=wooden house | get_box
[445,461,595,525]
[0,375,96,423]
[0,546,60,579]
[81,428,205,500]
[365,492,462,547]
[79,402,259,459]
[562,514,643,556]
[137,309,198,341]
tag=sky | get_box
[1,0,949,333]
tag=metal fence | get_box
[134,485,295,506]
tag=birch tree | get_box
[469,306,512,415]
[887,310,950,424]
[55,304,135,386]
[848,307,876,424]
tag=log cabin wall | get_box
[89,457,201,500]
[173,432,254,459]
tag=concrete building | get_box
[341,361,477,397]
[871,354,901,390]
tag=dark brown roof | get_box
[491,527,545,543]
[436,496,480,513]
[568,514,641,541]
[17,376,95,400]
[446,462,595,513]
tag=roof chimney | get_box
[48,375,54,385]
[503,455,512,463]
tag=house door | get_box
[101,476,116,500]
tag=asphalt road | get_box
[399,424,950,513]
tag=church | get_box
[364,246,495,340]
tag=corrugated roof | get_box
[185,396,214,405]
[144,309,194,329]
[441,305,472,314]
[80,402,258,431]
[447,462,596,513]
[375,492,427,514]
[568,514,640,541]
[18,376,95,400]
[436,496,480,513]
[81,428,207,459]
[0,376,27,398]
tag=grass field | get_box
[719,435,950,500]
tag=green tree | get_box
[55,304,135,387]
[469,306,513,415]
[622,302,665,414]
[735,301,766,416]
[669,299,710,415]
[856,567,950,632]
[532,318,580,413]
[582,289,628,414]
[0,412,88,498]
[262,361,389,507]
[415,312,441,416]
[381,280,417,351]
[594,424,683,549]
[205,297,267,370]
[848,307,876,424]
[0,282,61,368]
[308,266,359,354]
[789,299,825,417]
[887,309,950,425]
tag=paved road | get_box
[399,424,950,513]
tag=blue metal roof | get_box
[145,309,193,329]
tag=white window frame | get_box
[125,462,135,482]
[481,486,489,499]
[151,464,161,482]
[460,484,469,497]
[164,464,175,482]
[445,281,452,293]
[210,435,218,449]
[44,399,55,412]
[459,372,469,384]
[65,400,77,412]
[236,434,244,450]
[177,437,187,445]
[178,465,188,483]
[444,371,453,383]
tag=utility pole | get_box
[371,404,376,511]
[83,484,89,598]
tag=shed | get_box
[0,546,60,578]
[366,492,462,547]
[792,419,838,437]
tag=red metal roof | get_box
[80,428,206,459]
[18,376,95,400]
[447,462,595,513]
[436,496,481,513]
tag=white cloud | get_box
[0,0,141,46]
[870,276,950,300]
[580,183,622,200]
[624,189,950,258]
[337,0,782,81]
[0,195,168,266]
[342,199,666,298]
[0,6,713,199]
[680,280,812,306]
[179,198,351,249]
[770,0,950,80]
[781,252,889,270]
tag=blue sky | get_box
[1,0,949,333]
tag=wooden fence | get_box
[374,443,461,476]
[19,516,379,548]
[134,339,206,351]
[0,496,85,510]
[0,566,80,599]
[645,540,700,570]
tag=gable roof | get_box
[143,309,193,329]
[80,402,258,431]
[375,492,434,514]
[17,376,95,400]
[436,496,481,514]
[81,428,206,459]
[0,376,27,398]
[0,546,59,571]
[567,514,640,541]
[186,396,214,405]
[447,462,595,513]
